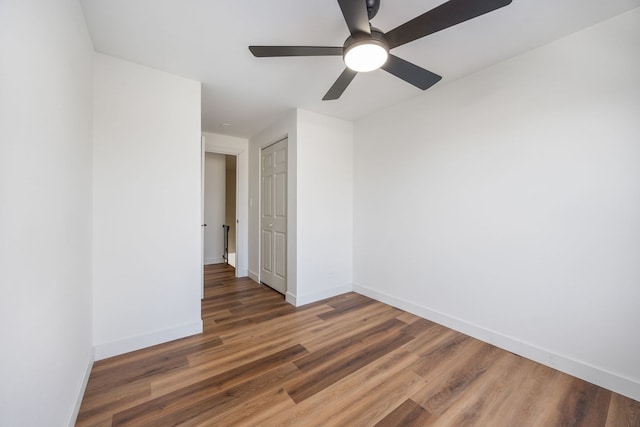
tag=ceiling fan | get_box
[249,0,512,100]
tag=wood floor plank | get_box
[293,317,406,372]
[300,303,404,353]
[400,317,438,337]
[150,333,313,397]
[551,376,612,427]
[398,322,456,355]
[111,345,307,425]
[116,363,299,426]
[395,311,422,324]
[325,292,377,311]
[411,340,501,413]
[374,398,432,427]
[424,350,528,426]
[76,379,150,425]
[89,332,222,374]
[215,303,333,346]
[259,348,421,427]
[84,336,223,396]
[606,392,640,427]
[75,263,639,426]
[317,293,381,320]
[409,331,477,381]
[155,363,300,427]
[179,381,296,427]
[285,330,414,403]
[326,367,426,426]
[468,358,561,427]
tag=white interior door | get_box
[261,138,287,294]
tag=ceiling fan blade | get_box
[384,0,512,49]
[338,0,371,35]
[249,46,343,57]
[381,54,442,90]
[323,68,358,100]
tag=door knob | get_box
[202,224,207,227]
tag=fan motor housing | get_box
[343,28,388,54]
[366,0,381,19]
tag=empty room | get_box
[1,0,639,425]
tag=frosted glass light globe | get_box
[344,42,388,72]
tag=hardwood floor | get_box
[77,264,640,426]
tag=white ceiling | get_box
[80,0,640,138]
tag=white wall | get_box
[204,153,226,264]
[202,132,249,276]
[354,8,640,401]
[0,1,94,425]
[92,53,202,359]
[249,110,354,306]
[296,110,354,305]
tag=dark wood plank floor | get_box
[77,264,640,426]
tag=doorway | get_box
[203,153,238,267]
[224,155,237,267]
[260,138,287,294]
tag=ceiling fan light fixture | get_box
[344,41,388,72]
[343,31,389,72]
[249,0,513,100]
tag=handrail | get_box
[222,224,230,264]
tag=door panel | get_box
[275,231,286,279]
[262,230,273,273]
[260,138,287,294]
[275,172,286,218]
[262,175,273,217]
[275,146,286,165]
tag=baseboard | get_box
[353,284,640,402]
[235,268,248,278]
[94,320,203,360]
[285,292,297,306]
[248,269,259,282]
[68,347,94,427]
[204,257,224,265]
[293,284,353,307]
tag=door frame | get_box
[203,139,244,279]
[200,136,205,298]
